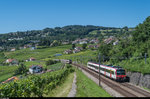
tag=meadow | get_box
[0,45,72,83]
[4,44,72,61]
[75,68,111,97]
[0,66,18,82]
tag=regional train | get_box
[87,62,126,82]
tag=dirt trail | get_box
[67,72,77,97]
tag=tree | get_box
[14,63,27,75]
[123,26,128,31]
[45,60,57,66]
[72,44,76,49]
[82,43,87,49]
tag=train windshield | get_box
[117,70,125,75]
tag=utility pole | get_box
[145,53,147,64]
[103,55,104,64]
[81,56,82,65]
[98,53,101,87]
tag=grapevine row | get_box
[0,67,75,97]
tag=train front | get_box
[116,69,126,82]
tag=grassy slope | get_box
[4,44,72,61]
[75,68,111,97]
[45,49,97,65]
[0,45,71,82]
[46,63,63,71]
[0,66,18,82]
[104,57,150,74]
[44,72,74,97]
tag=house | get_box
[6,59,18,65]
[72,39,81,44]
[74,47,82,51]
[24,44,32,49]
[24,45,28,49]
[27,44,32,48]
[62,41,69,45]
[95,44,100,49]
[79,41,87,44]
[88,44,100,49]
[64,49,72,54]
[29,65,43,74]
[29,57,35,61]
[89,38,99,44]
[19,47,24,50]
[73,49,81,53]
[88,45,95,49]
[30,47,36,50]
[10,48,16,51]
[113,40,119,45]
[0,47,3,49]
[104,37,115,44]
[2,76,19,84]
[25,59,29,62]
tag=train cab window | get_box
[117,70,125,75]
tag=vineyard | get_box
[0,66,75,97]
[0,66,18,83]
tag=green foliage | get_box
[0,25,131,50]
[46,63,63,71]
[66,64,72,68]
[75,69,111,97]
[97,16,150,74]
[0,67,75,97]
[82,43,87,49]
[14,64,27,76]
[0,66,18,82]
[45,60,58,66]
[72,44,76,49]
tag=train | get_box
[87,62,126,82]
[60,59,72,64]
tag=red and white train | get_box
[87,62,126,82]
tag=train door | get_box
[110,71,112,78]
[104,68,106,76]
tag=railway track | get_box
[72,63,150,97]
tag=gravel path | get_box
[67,72,77,97]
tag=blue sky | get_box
[0,0,150,33]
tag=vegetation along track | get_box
[72,63,150,97]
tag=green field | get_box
[4,45,72,61]
[45,49,97,65]
[0,66,18,82]
[75,68,111,97]
[44,72,74,97]
[46,63,63,71]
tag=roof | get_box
[88,62,124,70]
[55,54,62,56]
[6,59,16,63]
[30,65,43,69]
[30,57,35,59]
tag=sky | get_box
[0,0,150,33]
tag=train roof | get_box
[88,61,124,70]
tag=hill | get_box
[98,16,150,74]
[0,25,133,51]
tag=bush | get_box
[0,67,75,97]
[14,63,27,75]
[45,60,58,66]
[66,64,72,68]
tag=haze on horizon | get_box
[0,0,150,34]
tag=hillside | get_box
[98,16,150,74]
[0,25,133,51]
